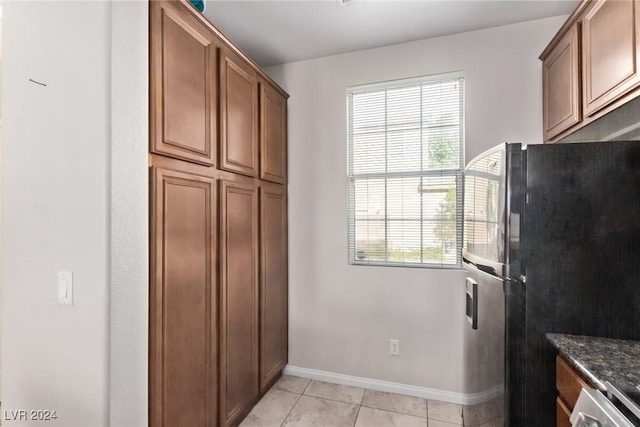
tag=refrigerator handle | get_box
[465,277,478,329]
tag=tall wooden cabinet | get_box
[149,1,289,426]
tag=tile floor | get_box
[239,375,503,427]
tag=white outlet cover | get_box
[389,339,400,356]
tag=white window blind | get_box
[347,73,464,268]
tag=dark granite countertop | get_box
[546,333,640,392]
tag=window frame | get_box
[347,72,465,269]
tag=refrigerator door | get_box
[521,141,640,426]
[463,143,523,279]
[463,262,505,426]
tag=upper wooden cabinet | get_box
[540,0,640,142]
[149,167,217,427]
[221,50,260,177]
[260,82,288,183]
[582,0,640,116]
[150,1,218,165]
[543,24,581,141]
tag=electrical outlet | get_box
[389,339,400,356]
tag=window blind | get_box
[347,73,464,268]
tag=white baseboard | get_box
[283,365,501,406]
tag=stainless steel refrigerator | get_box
[462,141,640,426]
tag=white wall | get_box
[2,2,149,426]
[0,14,2,408]
[0,15,3,119]
[267,15,566,398]
[110,2,149,426]
[2,2,110,425]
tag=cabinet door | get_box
[220,180,259,426]
[556,355,592,410]
[150,1,218,165]
[150,167,217,427]
[260,83,287,183]
[260,184,288,391]
[542,24,581,142]
[556,398,572,427]
[221,50,259,177]
[582,0,640,116]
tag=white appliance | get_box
[571,385,640,427]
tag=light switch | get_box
[57,271,73,305]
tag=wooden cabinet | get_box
[221,49,259,177]
[543,24,581,141]
[540,0,640,142]
[555,355,593,427]
[556,398,572,427]
[149,167,217,427]
[582,0,640,116]
[149,1,288,425]
[260,184,288,391]
[220,180,260,426]
[150,1,218,165]
[260,82,287,184]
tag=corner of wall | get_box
[109,1,149,426]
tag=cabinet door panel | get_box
[221,52,259,177]
[583,0,640,116]
[260,184,288,390]
[151,1,217,165]
[260,84,287,183]
[556,398,572,427]
[220,180,259,426]
[150,167,217,427]
[543,24,581,141]
[556,355,592,410]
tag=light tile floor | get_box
[239,375,503,427]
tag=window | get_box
[347,73,464,268]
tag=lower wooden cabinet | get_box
[150,168,289,427]
[220,179,260,426]
[555,355,593,427]
[150,167,218,427]
[260,184,288,391]
[556,397,572,427]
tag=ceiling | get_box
[205,0,578,68]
